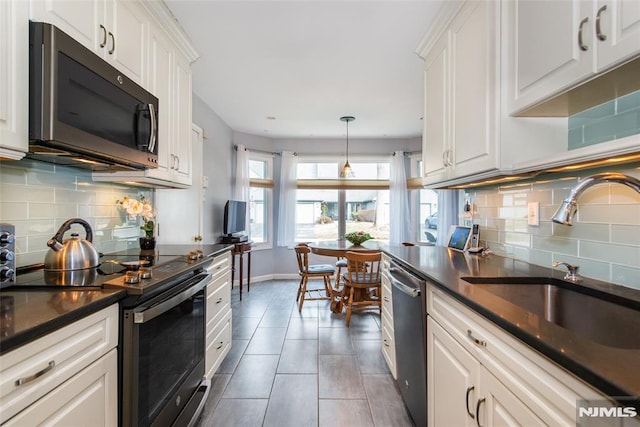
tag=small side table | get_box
[231,241,252,300]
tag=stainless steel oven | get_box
[121,271,211,427]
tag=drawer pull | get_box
[383,296,390,302]
[475,397,486,427]
[216,297,223,304]
[383,339,390,348]
[215,341,224,350]
[465,385,475,419]
[467,330,486,347]
[15,360,55,386]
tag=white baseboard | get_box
[233,273,299,287]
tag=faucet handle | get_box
[552,261,581,282]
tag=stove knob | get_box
[0,267,15,282]
[0,250,14,262]
[0,232,15,246]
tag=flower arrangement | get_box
[344,231,373,245]
[117,196,155,238]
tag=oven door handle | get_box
[134,272,211,324]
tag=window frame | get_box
[248,152,274,250]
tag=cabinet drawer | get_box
[205,312,232,379]
[0,304,118,423]
[381,318,396,379]
[206,273,231,331]
[4,348,118,426]
[381,275,393,318]
[207,252,231,282]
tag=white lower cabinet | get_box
[380,254,396,379]
[3,349,118,427]
[0,304,119,426]
[205,252,232,379]
[426,285,605,427]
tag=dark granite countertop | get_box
[0,288,126,355]
[381,244,640,406]
[0,244,232,356]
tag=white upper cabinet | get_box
[0,0,29,159]
[508,0,640,115]
[30,0,147,85]
[420,1,497,185]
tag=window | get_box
[410,155,438,243]
[248,154,273,247]
[294,159,390,242]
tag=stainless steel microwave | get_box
[28,21,158,171]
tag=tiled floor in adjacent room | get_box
[196,279,415,427]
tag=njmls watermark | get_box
[577,399,639,426]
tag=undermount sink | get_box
[461,277,640,349]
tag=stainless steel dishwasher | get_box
[389,261,427,427]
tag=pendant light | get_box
[339,116,355,178]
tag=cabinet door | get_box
[449,0,496,179]
[108,0,146,85]
[508,0,594,114]
[596,0,640,69]
[3,349,117,427]
[422,30,450,183]
[479,366,547,427]
[30,0,104,51]
[428,317,480,427]
[0,0,28,159]
[147,24,174,177]
[172,53,193,186]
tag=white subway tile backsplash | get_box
[1,161,154,267]
[468,163,640,289]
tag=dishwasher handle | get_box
[389,266,423,298]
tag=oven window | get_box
[136,290,205,425]
[56,52,152,150]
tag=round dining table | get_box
[306,239,387,257]
[306,240,387,314]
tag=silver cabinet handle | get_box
[475,397,486,427]
[15,361,55,386]
[383,339,390,348]
[99,25,107,48]
[578,17,590,51]
[466,386,476,419]
[442,150,448,167]
[215,341,224,350]
[216,297,223,304]
[447,149,453,166]
[108,31,115,55]
[467,329,487,347]
[596,5,607,41]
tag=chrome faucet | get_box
[551,172,640,225]
[552,261,581,282]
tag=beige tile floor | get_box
[196,279,415,427]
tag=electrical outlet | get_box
[528,202,540,226]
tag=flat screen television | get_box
[223,200,247,237]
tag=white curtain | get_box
[389,151,412,244]
[277,151,298,247]
[233,144,251,236]
[436,189,461,246]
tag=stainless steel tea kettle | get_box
[44,218,100,271]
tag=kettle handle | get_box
[52,218,93,243]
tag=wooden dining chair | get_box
[294,244,335,312]
[342,251,382,326]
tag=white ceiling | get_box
[164,0,444,139]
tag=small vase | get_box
[139,236,156,250]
